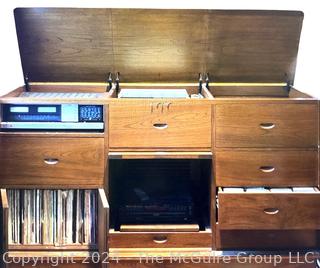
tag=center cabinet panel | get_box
[215,103,318,148]
[109,102,211,149]
[0,136,105,187]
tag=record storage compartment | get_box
[0,188,108,260]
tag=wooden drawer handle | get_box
[43,158,59,165]
[259,166,275,173]
[264,208,279,215]
[153,235,168,244]
[153,123,168,130]
[260,123,275,130]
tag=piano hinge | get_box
[284,80,291,94]
[24,74,30,92]
[283,73,291,94]
[115,72,120,96]
[198,73,210,94]
[198,73,203,94]
[106,72,113,92]
[205,73,210,89]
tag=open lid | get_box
[14,8,303,84]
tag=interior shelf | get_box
[109,152,212,160]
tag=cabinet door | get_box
[0,189,8,254]
[98,189,109,268]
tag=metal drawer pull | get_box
[153,123,168,130]
[263,208,279,215]
[153,235,168,244]
[43,158,59,165]
[260,166,275,173]
[260,123,275,130]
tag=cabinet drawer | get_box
[109,102,211,149]
[215,150,318,187]
[218,190,320,230]
[0,136,105,187]
[215,104,318,148]
[109,229,212,248]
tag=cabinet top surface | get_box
[14,8,303,85]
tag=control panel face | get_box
[1,104,104,130]
[2,104,103,123]
[79,105,103,122]
[3,104,61,122]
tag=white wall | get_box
[0,0,319,97]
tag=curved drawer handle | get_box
[153,123,168,130]
[260,166,275,173]
[263,208,279,215]
[260,123,275,130]
[43,158,59,165]
[153,235,168,244]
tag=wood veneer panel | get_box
[14,9,303,84]
[109,230,212,248]
[109,102,211,149]
[218,192,320,230]
[215,103,318,148]
[1,189,8,254]
[14,8,114,82]
[0,136,105,187]
[215,150,318,187]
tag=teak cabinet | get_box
[1,7,320,268]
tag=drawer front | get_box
[218,192,320,230]
[0,136,105,187]
[215,104,318,148]
[109,231,212,248]
[109,103,211,149]
[215,150,318,187]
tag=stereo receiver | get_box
[1,104,104,130]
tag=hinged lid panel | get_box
[14,8,303,83]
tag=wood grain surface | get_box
[109,102,211,149]
[109,230,212,248]
[0,136,105,187]
[215,150,318,187]
[218,191,320,230]
[215,103,318,148]
[14,8,303,84]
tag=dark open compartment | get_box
[109,159,211,231]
